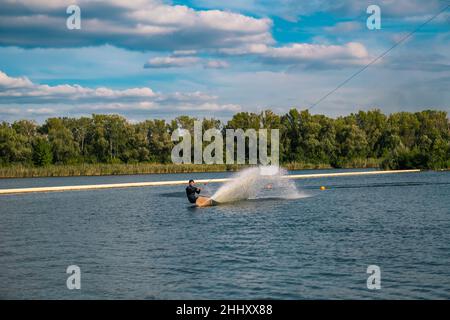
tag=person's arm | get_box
[196,187,201,194]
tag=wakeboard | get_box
[195,196,218,207]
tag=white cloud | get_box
[0,0,273,51]
[0,71,34,89]
[144,55,229,69]
[0,71,156,101]
[204,60,229,69]
[26,107,56,115]
[263,42,369,62]
[173,50,198,56]
[160,91,217,103]
[144,56,201,68]
[0,69,240,120]
[218,43,270,55]
[218,41,371,67]
[177,102,241,112]
[324,21,362,33]
[129,5,271,33]
[188,0,445,21]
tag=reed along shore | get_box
[0,161,388,179]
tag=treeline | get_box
[0,109,449,171]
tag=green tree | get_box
[227,112,261,130]
[0,122,33,164]
[0,110,448,170]
[146,119,173,163]
[43,118,80,164]
[335,120,368,165]
[356,109,387,157]
[32,138,53,166]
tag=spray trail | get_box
[211,166,308,203]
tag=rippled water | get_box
[0,170,449,299]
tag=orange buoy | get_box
[320,186,326,190]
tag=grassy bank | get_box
[0,163,242,178]
[0,159,385,178]
[284,158,381,171]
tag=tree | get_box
[43,118,80,164]
[32,138,53,166]
[280,109,302,162]
[146,119,173,163]
[63,117,92,159]
[356,109,386,158]
[0,122,33,164]
[0,110,448,170]
[335,120,368,165]
[227,112,261,130]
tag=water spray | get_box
[210,166,307,204]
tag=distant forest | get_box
[1,109,449,170]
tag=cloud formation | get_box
[0,70,156,103]
[188,0,445,21]
[0,70,241,119]
[0,0,448,121]
[144,55,229,69]
[0,0,273,51]
[259,42,370,66]
[0,0,416,71]
[215,42,371,67]
[324,21,362,33]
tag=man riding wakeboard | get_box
[186,179,201,203]
[186,179,214,207]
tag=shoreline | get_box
[0,162,388,179]
[1,162,444,180]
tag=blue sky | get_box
[0,0,449,122]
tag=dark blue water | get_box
[0,170,449,299]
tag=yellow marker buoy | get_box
[320,186,326,190]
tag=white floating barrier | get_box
[0,169,420,195]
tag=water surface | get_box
[0,170,449,299]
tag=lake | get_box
[0,169,449,299]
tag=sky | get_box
[0,0,449,122]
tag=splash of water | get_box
[211,166,308,203]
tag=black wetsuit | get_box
[186,185,201,203]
